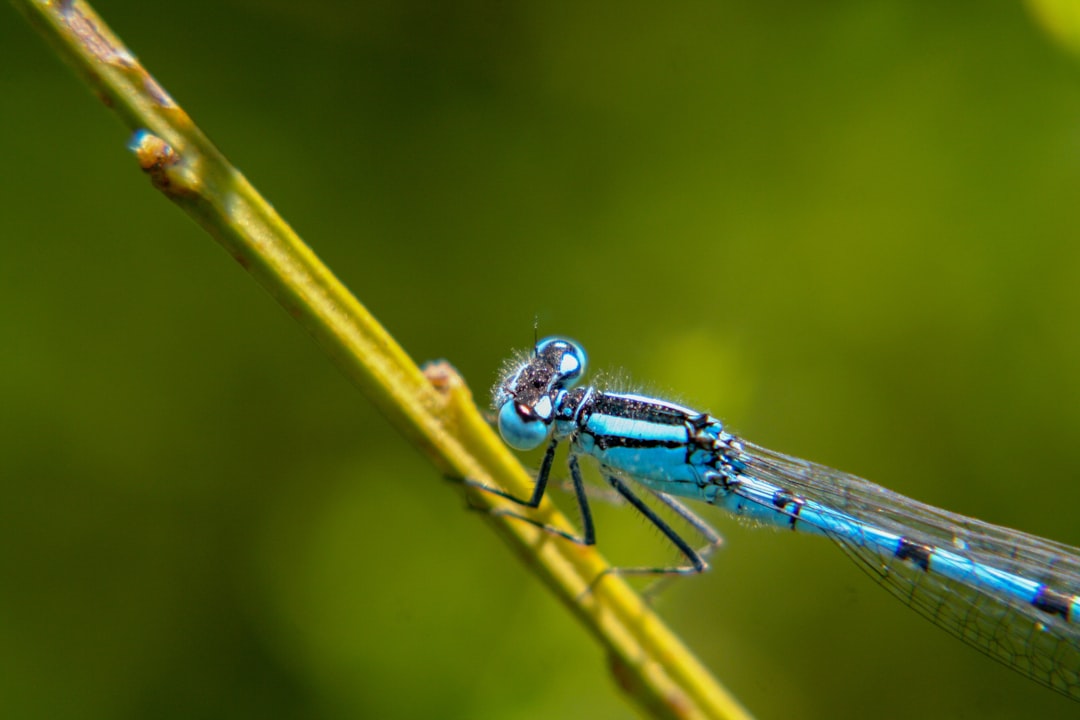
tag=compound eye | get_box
[535,337,587,388]
[497,400,550,450]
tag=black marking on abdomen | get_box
[588,430,685,452]
[896,537,932,571]
[1033,585,1074,621]
[772,489,805,531]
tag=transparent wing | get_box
[737,439,1080,701]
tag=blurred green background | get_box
[3,1,1080,718]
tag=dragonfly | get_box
[477,336,1080,702]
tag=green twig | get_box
[11,2,753,718]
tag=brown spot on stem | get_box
[60,4,129,66]
[130,130,179,191]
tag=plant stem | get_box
[11,2,754,718]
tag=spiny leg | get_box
[603,474,710,577]
[647,490,724,562]
[461,440,598,547]
[461,437,558,508]
[639,489,725,597]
